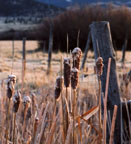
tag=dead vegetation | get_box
[0,41,130,143]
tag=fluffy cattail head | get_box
[64,57,71,87]
[71,68,79,89]
[72,47,82,70]
[7,75,16,99]
[23,96,31,107]
[35,116,39,122]
[35,116,39,125]
[54,76,64,100]
[13,90,21,113]
[96,57,104,76]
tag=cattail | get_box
[72,47,82,70]
[6,75,16,144]
[33,116,39,135]
[31,92,37,115]
[71,68,79,143]
[13,90,21,113]
[71,68,79,89]
[13,91,21,144]
[96,57,104,76]
[7,75,16,99]
[22,96,31,136]
[23,95,31,107]
[31,116,39,144]
[23,96,32,120]
[64,58,71,87]
[54,76,64,100]
[96,57,104,136]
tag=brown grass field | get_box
[0,41,130,143]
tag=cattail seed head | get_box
[54,76,64,100]
[71,68,79,89]
[96,57,104,76]
[72,47,82,70]
[35,116,39,122]
[13,90,21,113]
[64,57,71,87]
[7,75,16,99]
[35,116,39,126]
[23,96,31,107]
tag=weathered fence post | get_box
[22,38,26,91]
[47,24,53,74]
[12,40,14,59]
[81,31,91,70]
[121,35,128,66]
[90,21,121,144]
[11,40,15,74]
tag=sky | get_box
[66,0,72,2]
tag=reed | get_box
[54,76,64,100]
[6,75,16,144]
[72,47,82,70]
[64,57,71,136]
[22,95,31,137]
[109,105,118,144]
[96,57,104,139]
[71,68,79,143]
[13,90,21,144]
[103,58,111,144]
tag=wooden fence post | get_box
[90,21,121,144]
[121,35,128,66]
[22,38,26,91]
[47,25,53,74]
[11,40,15,74]
[12,40,14,58]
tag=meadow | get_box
[0,41,130,143]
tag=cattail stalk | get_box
[22,103,29,137]
[22,96,31,137]
[60,56,65,142]
[12,90,21,144]
[65,120,73,144]
[72,89,77,144]
[98,78,102,135]
[71,68,79,144]
[6,98,11,144]
[13,113,16,144]
[64,57,71,137]
[103,58,111,144]
[109,105,118,144]
[96,57,104,139]
[71,47,81,142]
[31,117,39,144]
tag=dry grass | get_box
[0,41,130,143]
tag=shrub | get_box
[38,4,131,52]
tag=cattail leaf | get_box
[77,106,99,121]
[77,117,82,143]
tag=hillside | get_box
[0,0,63,17]
[38,0,131,7]
[0,0,64,39]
